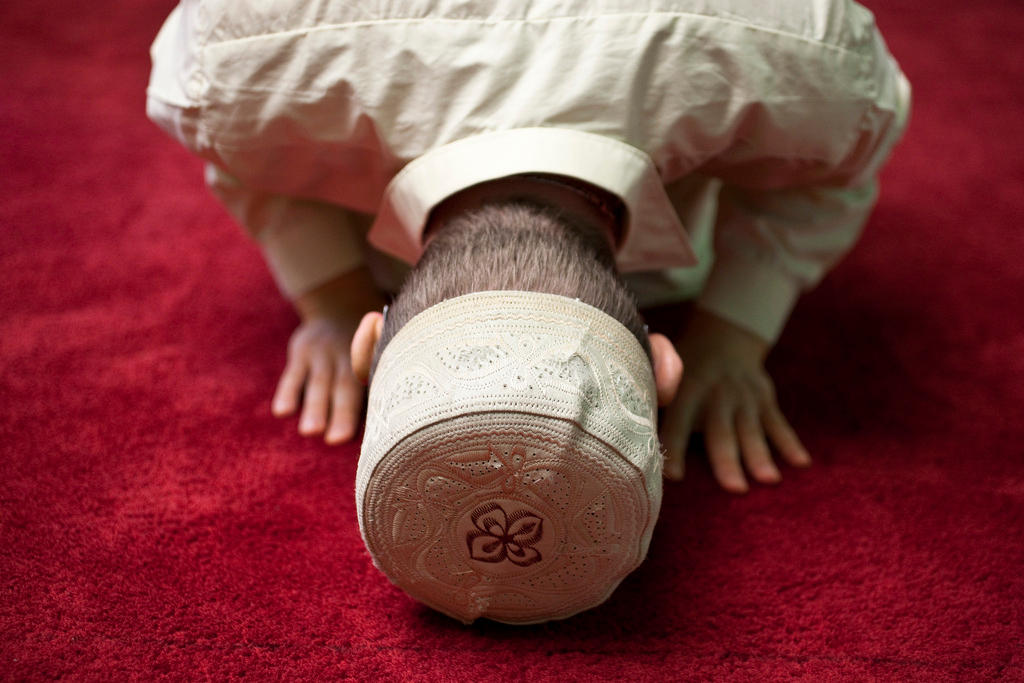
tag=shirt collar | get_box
[369,127,697,273]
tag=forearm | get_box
[682,307,770,363]
[295,266,387,327]
[205,164,371,300]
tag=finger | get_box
[705,390,748,494]
[272,354,308,417]
[659,385,702,481]
[763,403,812,467]
[735,403,781,485]
[299,355,333,435]
[325,368,364,444]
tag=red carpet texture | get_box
[2,1,1022,680]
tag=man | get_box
[147,0,910,622]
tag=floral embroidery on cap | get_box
[466,502,544,567]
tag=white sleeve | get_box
[145,6,367,300]
[696,179,879,343]
[696,35,912,343]
[204,165,367,300]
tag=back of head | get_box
[358,199,661,624]
[373,200,651,373]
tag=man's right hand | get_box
[272,317,364,444]
[271,267,386,444]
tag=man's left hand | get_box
[660,309,811,493]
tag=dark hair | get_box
[372,199,650,376]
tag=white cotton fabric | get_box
[147,0,910,342]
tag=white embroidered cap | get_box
[356,291,662,624]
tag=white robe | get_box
[147,0,910,342]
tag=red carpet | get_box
[2,1,1022,680]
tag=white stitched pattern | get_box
[356,291,661,624]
